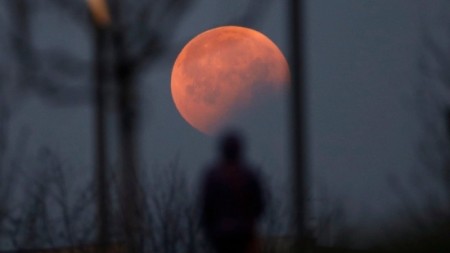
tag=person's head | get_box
[219,130,244,162]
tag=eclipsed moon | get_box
[171,26,290,135]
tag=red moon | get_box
[171,26,290,135]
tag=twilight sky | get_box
[3,0,443,244]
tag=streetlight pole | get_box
[108,1,142,251]
[290,0,308,249]
[87,1,111,252]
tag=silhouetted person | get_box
[199,131,265,253]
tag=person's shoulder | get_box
[202,163,222,181]
[241,163,262,180]
[241,161,258,173]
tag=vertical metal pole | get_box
[445,109,450,200]
[88,1,112,251]
[110,1,141,251]
[116,48,141,253]
[290,0,308,249]
[446,109,450,137]
[94,24,110,252]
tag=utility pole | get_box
[89,1,142,251]
[87,1,111,252]
[290,0,309,250]
[109,1,142,251]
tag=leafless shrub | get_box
[3,148,96,250]
[380,1,450,251]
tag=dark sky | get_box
[308,0,422,228]
[3,0,441,244]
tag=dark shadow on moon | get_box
[220,84,288,139]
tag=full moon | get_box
[171,26,290,135]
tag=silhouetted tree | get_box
[409,0,450,233]
[383,2,450,251]
[3,148,96,250]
